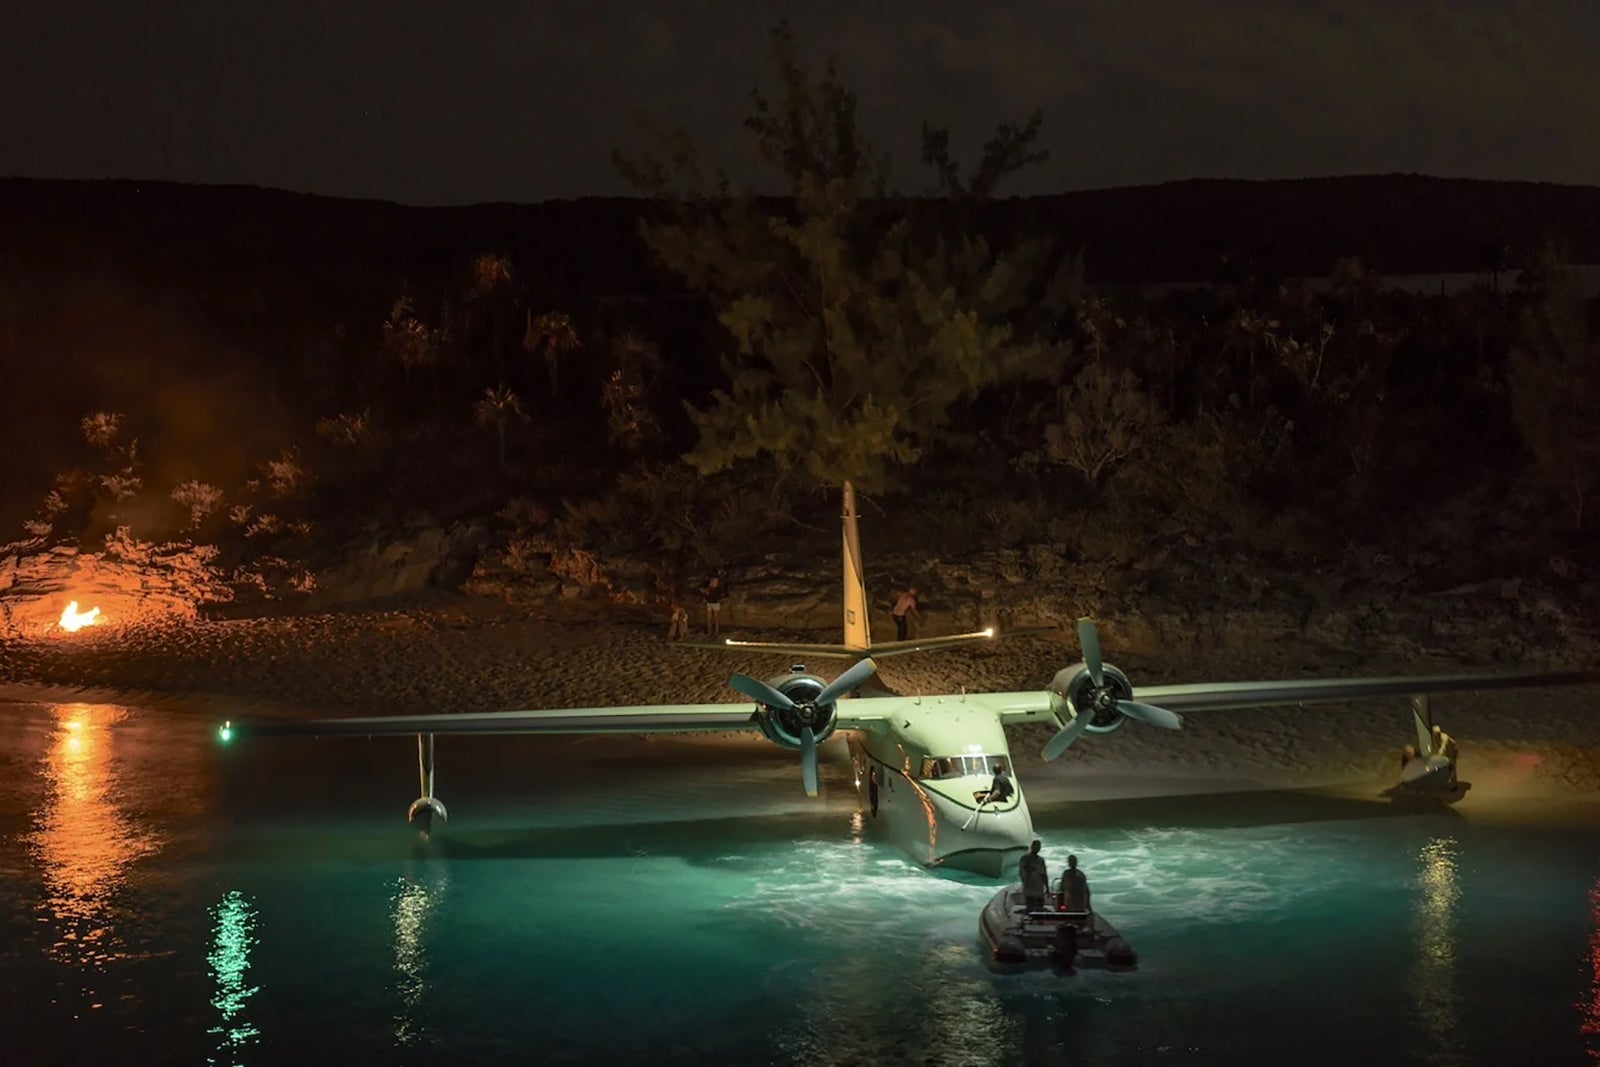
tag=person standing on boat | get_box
[1019,839,1049,912]
[1058,854,1092,913]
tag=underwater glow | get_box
[207,889,261,1063]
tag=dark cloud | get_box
[1,1,1596,204]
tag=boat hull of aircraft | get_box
[847,730,1032,878]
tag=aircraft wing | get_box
[225,702,760,739]
[832,692,1056,728]
[1132,668,1600,712]
[832,667,1600,731]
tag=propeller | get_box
[1041,709,1090,761]
[730,657,879,797]
[1041,618,1181,760]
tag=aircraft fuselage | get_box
[844,696,1034,877]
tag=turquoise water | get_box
[2,698,1598,1065]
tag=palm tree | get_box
[469,254,516,381]
[473,385,526,471]
[522,311,581,407]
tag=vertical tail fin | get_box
[841,481,872,653]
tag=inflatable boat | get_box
[978,884,1137,971]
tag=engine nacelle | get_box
[1048,662,1135,734]
[752,671,840,750]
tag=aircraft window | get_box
[920,755,1000,779]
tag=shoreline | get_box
[3,597,1600,814]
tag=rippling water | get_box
[2,697,1598,1065]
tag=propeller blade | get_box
[815,657,878,706]
[1117,700,1183,731]
[728,673,797,712]
[801,726,819,797]
[1041,713,1090,761]
[1076,618,1104,687]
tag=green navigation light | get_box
[218,722,234,744]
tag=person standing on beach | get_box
[700,575,726,636]
[666,602,689,641]
[890,587,919,641]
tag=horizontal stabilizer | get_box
[680,638,865,660]
[681,625,1056,662]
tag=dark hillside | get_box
[4,173,1597,295]
[2,172,1598,612]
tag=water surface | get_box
[2,698,1597,1065]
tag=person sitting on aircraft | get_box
[1057,854,1092,914]
[1019,839,1049,912]
[1400,743,1417,771]
[975,759,1014,805]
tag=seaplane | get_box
[218,483,1600,878]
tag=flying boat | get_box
[219,483,1600,877]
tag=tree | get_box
[601,331,662,452]
[1044,362,1163,487]
[523,311,581,406]
[468,254,517,381]
[473,385,526,471]
[1509,268,1600,531]
[612,22,1073,493]
[382,293,444,394]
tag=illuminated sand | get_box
[2,597,1599,806]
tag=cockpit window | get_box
[919,755,1004,780]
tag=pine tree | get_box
[612,23,1075,492]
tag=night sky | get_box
[4,1,1597,206]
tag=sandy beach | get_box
[3,594,1600,810]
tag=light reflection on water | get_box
[1409,837,1463,1066]
[207,889,261,1065]
[26,703,162,968]
[393,862,448,1048]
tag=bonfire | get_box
[58,600,102,633]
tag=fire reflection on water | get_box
[27,703,161,967]
[1408,836,1464,1066]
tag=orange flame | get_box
[59,600,102,633]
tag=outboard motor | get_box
[1052,922,1079,969]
